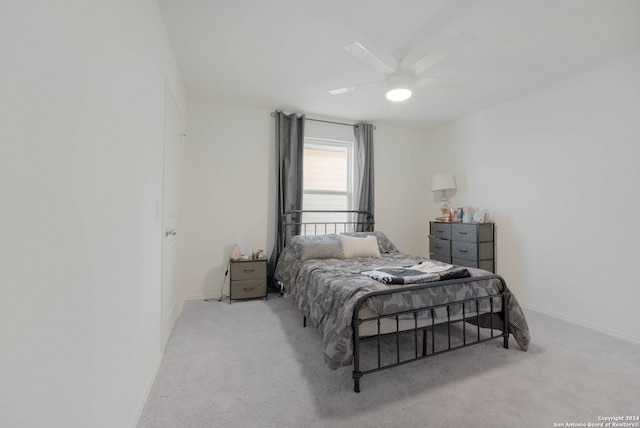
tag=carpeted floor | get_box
[137,294,640,428]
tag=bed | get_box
[274,210,530,392]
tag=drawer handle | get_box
[435,245,443,249]
[243,287,255,292]
[243,269,255,273]
[458,232,468,235]
[458,249,468,253]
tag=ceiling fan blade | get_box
[344,42,396,75]
[408,33,475,76]
[328,80,384,95]
[329,86,354,95]
[414,76,470,88]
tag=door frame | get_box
[160,81,185,351]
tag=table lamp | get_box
[431,173,456,219]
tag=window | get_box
[302,138,354,231]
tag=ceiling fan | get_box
[329,33,474,102]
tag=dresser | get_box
[229,259,268,303]
[429,221,495,273]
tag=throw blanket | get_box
[361,260,471,284]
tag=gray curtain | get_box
[354,123,374,231]
[268,111,305,286]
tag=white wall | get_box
[374,125,432,256]
[0,1,185,427]
[423,51,640,342]
[181,103,430,299]
[181,103,273,300]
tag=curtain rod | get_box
[270,112,376,130]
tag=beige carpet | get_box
[137,295,640,428]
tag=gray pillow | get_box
[290,234,345,261]
[341,231,398,253]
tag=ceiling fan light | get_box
[386,87,412,101]
[386,73,413,101]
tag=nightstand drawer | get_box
[229,259,268,303]
[231,279,267,299]
[230,261,266,280]
[429,238,451,258]
[452,241,494,261]
[430,222,452,240]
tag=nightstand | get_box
[229,259,268,304]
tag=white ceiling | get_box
[158,0,640,130]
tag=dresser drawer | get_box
[230,261,266,280]
[429,220,496,274]
[230,279,267,299]
[452,258,494,272]
[452,223,494,243]
[478,259,495,272]
[451,224,477,242]
[452,257,478,269]
[430,222,451,240]
[431,253,452,264]
[429,238,451,258]
[452,241,494,261]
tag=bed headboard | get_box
[281,210,374,245]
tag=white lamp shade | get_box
[431,173,456,192]
[237,235,252,255]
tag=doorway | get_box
[161,84,185,350]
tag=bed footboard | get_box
[351,275,510,393]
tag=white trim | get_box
[129,352,164,428]
[303,138,354,211]
[521,302,640,345]
[182,294,233,303]
[305,137,352,147]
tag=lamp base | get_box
[440,191,450,219]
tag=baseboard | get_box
[128,295,188,428]
[129,351,163,428]
[168,297,180,337]
[521,302,640,345]
[181,293,223,303]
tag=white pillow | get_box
[340,235,381,258]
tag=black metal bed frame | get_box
[279,210,510,393]
[281,209,375,236]
[351,275,509,392]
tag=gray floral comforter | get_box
[274,246,530,370]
